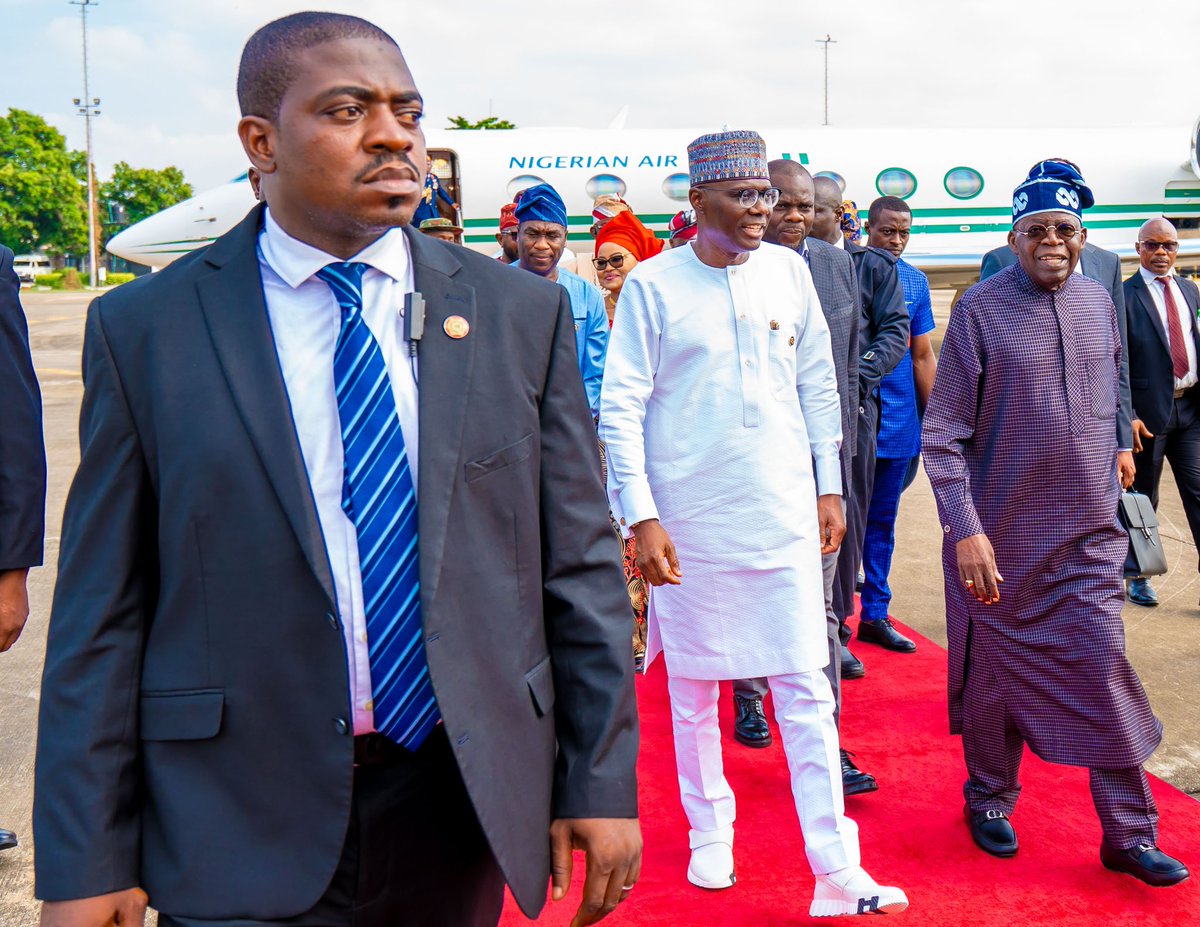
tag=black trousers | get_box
[833,394,879,645]
[161,728,505,927]
[1132,389,1200,568]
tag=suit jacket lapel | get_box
[1130,273,1172,356]
[196,205,337,609]
[406,228,476,609]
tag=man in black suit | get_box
[980,161,1136,474]
[35,13,640,927]
[0,243,46,853]
[1123,218,1200,606]
[731,162,877,794]
[812,176,911,678]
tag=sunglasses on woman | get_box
[592,252,633,271]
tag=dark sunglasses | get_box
[592,252,633,271]
[1138,240,1179,253]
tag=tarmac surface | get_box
[1,288,1197,923]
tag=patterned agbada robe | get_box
[922,263,1162,768]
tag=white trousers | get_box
[667,669,860,875]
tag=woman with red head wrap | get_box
[593,210,663,669]
[593,211,663,324]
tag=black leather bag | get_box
[1119,491,1168,578]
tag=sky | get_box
[2,0,1198,191]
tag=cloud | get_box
[3,0,1199,194]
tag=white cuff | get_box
[614,479,658,538]
[813,456,843,498]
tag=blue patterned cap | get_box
[1012,160,1095,224]
[514,183,568,227]
[687,130,768,186]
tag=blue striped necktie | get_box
[316,262,439,750]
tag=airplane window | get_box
[507,175,546,199]
[944,167,984,200]
[586,174,627,199]
[662,173,690,201]
[875,168,917,200]
[814,171,846,194]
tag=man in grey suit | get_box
[731,161,877,796]
[811,177,911,675]
[0,243,46,853]
[35,13,640,927]
[980,160,1136,487]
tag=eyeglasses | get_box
[1013,222,1082,242]
[721,187,781,210]
[1138,240,1179,253]
[592,252,633,271]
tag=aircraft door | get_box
[428,149,462,225]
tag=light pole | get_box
[71,0,100,288]
[815,34,837,126]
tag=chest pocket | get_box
[768,327,798,401]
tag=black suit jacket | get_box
[806,238,860,489]
[34,207,638,919]
[844,241,910,406]
[981,241,1134,447]
[0,246,45,571]
[1123,271,1200,434]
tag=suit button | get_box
[333,717,350,735]
[326,612,339,630]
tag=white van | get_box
[12,254,52,284]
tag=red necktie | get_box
[1157,276,1190,380]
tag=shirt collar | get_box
[259,207,413,290]
[832,234,845,250]
[1140,265,1175,284]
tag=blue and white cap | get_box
[1012,160,1095,224]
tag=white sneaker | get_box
[810,866,908,917]
[686,826,735,890]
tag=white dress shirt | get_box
[1139,266,1198,390]
[258,209,418,735]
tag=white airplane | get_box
[107,120,1200,286]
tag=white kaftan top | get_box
[599,242,843,679]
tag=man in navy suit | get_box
[35,13,639,927]
[0,244,46,853]
[1122,218,1200,606]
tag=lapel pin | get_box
[443,315,470,339]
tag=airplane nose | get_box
[106,179,257,268]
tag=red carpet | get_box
[500,614,1200,925]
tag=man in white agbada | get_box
[600,130,908,918]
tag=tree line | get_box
[0,108,192,261]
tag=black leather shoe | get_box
[733,694,772,748]
[841,648,865,679]
[1101,841,1189,887]
[840,750,878,796]
[857,618,917,653]
[964,806,1018,857]
[1126,577,1159,607]
[0,829,16,851]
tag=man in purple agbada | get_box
[922,160,1188,887]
